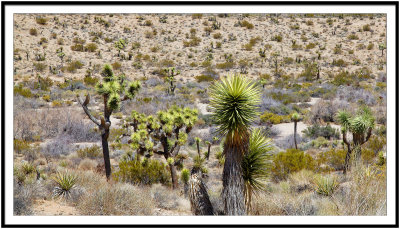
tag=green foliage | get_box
[66,60,84,73]
[29,28,38,36]
[36,17,48,25]
[317,148,346,171]
[347,34,359,40]
[21,162,36,175]
[312,174,338,196]
[260,112,290,124]
[242,128,273,205]
[14,84,33,98]
[14,139,31,154]
[113,157,171,185]
[302,124,340,140]
[362,24,371,31]
[180,168,190,184]
[77,145,102,159]
[311,137,330,148]
[209,74,261,140]
[240,20,254,29]
[195,75,214,82]
[85,43,98,52]
[272,149,316,181]
[33,62,47,72]
[215,151,225,166]
[272,34,283,42]
[52,172,78,198]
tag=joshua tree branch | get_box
[363,127,373,145]
[77,94,101,127]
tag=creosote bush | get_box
[272,149,316,181]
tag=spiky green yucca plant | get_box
[313,174,338,196]
[242,128,273,212]
[52,172,77,198]
[209,74,261,215]
[337,106,375,174]
[77,64,141,180]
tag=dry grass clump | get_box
[250,165,386,216]
[150,184,190,213]
[77,171,155,215]
[78,158,98,171]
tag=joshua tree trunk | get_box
[196,141,201,157]
[101,130,111,179]
[244,184,252,213]
[294,121,298,149]
[169,162,178,189]
[189,170,214,215]
[206,143,211,160]
[222,142,246,215]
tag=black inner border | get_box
[1,1,399,228]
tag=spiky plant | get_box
[242,128,273,212]
[291,112,302,149]
[209,74,261,215]
[181,168,190,196]
[313,174,338,196]
[336,106,375,174]
[77,64,141,180]
[52,172,78,199]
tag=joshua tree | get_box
[242,128,273,213]
[188,167,214,215]
[181,168,190,196]
[126,105,198,189]
[205,137,218,160]
[291,112,302,149]
[114,38,127,57]
[336,106,375,174]
[77,64,141,180]
[379,43,386,57]
[195,137,202,157]
[209,74,261,215]
[271,52,280,76]
[164,67,180,95]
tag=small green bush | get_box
[29,28,38,36]
[85,43,98,52]
[272,34,283,42]
[33,62,47,72]
[362,24,371,31]
[347,34,359,40]
[66,60,84,73]
[77,145,102,159]
[113,157,170,186]
[14,84,32,98]
[316,148,346,171]
[272,149,316,181]
[311,137,330,148]
[71,44,84,52]
[195,75,214,83]
[36,17,48,25]
[241,20,254,29]
[302,124,340,140]
[260,112,290,125]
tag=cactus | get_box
[77,64,141,180]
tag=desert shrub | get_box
[111,61,122,70]
[14,139,31,154]
[38,37,48,45]
[151,184,189,211]
[183,36,201,47]
[83,75,99,86]
[113,156,170,186]
[347,34,359,40]
[241,20,254,29]
[216,62,235,70]
[213,32,222,39]
[70,43,84,52]
[85,43,98,52]
[260,112,290,125]
[367,43,374,50]
[215,150,225,166]
[311,137,330,148]
[29,28,37,36]
[316,148,346,171]
[36,17,48,25]
[272,34,283,42]
[302,124,340,140]
[66,60,84,73]
[195,74,214,83]
[34,76,53,91]
[192,13,203,19]
[362,24,371,31]
[42,136,73,161]
[365,136,386,155]
[332,59,347,67]
[336,86,376,106]
[33,62,47,72]
[78,159,98,171]
[309,99,348,123]
[14,84,32,98]
[77,145,102,159]
[305,43,316,50]
[78,180,155,215]
[271,149,316,181]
